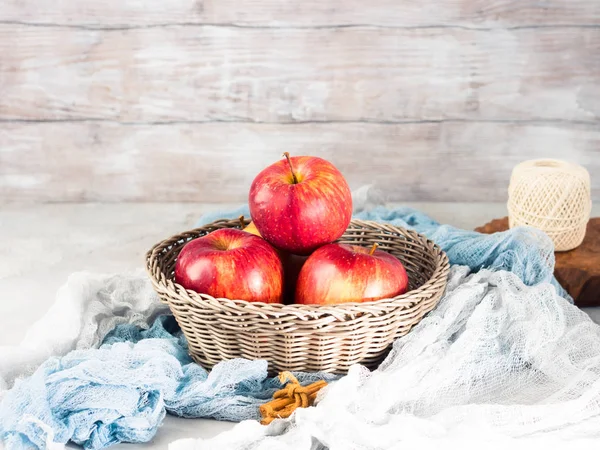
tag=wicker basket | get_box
[146,218,449,374]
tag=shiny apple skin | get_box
[248,156,352,255]
[174,228,284,303]
[295,243,409,305]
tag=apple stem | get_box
[282,152,299,184]
[369,243,379,255]
[239,215,245,229]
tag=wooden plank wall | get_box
[1,1,599,203]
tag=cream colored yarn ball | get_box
[507,159,592,251]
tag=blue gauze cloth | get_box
[0,316,335,449]
[0,206,567,450]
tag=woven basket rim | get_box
[146,218,449,318]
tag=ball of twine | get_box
[508,159,591,251]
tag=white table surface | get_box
[1,202,599,448]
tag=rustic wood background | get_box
[1,1,599,203]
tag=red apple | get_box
[249,154,352,255]
[175,228,284,303]
[295,243,409,305]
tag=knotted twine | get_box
[508,159,591,251]
[259,372,327,425]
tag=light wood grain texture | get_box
[1,0,599,27]
[1,122,598,203]
[2,1,599,203]
[1,25,599,123]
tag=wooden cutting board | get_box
[475,218,600,307]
